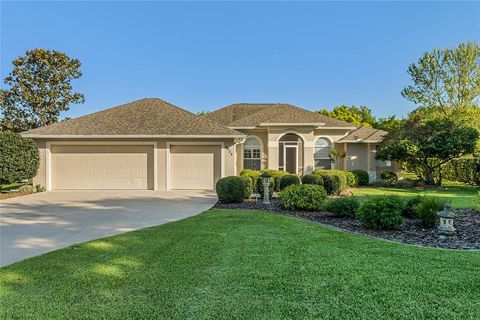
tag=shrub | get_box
[239,176,253,199]
[279,174,301,190]
[356,197,404,230]
[35,184,46,193]
[0,131,40,184]
[280,184,327,211]
[380,171,398,183]
[256,176,274,198]
[240,169,261,189]
[415,197,446,228]
[443,157,480,185]
[216,176,249,203]
[351,169,369,186]
[301,174,324,186]
[324,197,360,218]
[312,170,347,195]
[395,178,417,189]
[261,169,289,191]
[344,171,358,187]
[370,180,391,188]
[18,184,34,193]
[402,196,422,218]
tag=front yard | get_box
[1,209,479,319]
[351,180,479,208]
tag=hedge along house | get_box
[203,103,396,181]
[22,98,396,191]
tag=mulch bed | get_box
[214,199,480,250]
[0,191,33,201]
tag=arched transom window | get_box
[314,138,332,169]
[243,137,261,170]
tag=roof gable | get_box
[337,126,387,142]
[204,103,356,128]
[22,98,243,137]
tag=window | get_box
[243,137,261,170]
[314,138,332,169]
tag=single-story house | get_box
[21,98,395,191]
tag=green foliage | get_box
[280,184,327,211]
[395,178,417,188]
[376,117,478,186]
[380,171,398,183]
[256,176,274,198]
[216,176,248,204]
[324,197,360,218]
[375,116,406,132]
[261,169,289,191]
[312,169,356,191]
[442,158,480,185]
[357,197,404,230]
[239,176,253,199]
[402,42,480,113]
[402,195,422,218]
[35,184,46,193]
[351,169,369,186]
[240,169,262,189]
[279,174,301,191]
[1,49,85,132]
[312,170,346,195]
[370,180,391,188]
[301,174,324,186]
[415,197,446,228]
[0,131,39,184]
[317,105,376,127]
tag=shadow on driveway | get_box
[0,190,217,267]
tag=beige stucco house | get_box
[22,98,394,191]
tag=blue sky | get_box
[1,1,479,119]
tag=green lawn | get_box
[351,180,479,208]
[1,209,479,319]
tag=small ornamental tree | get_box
[376,117,478,186]
[0,131,39,184]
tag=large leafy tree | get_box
[376,117,478,186]
[0,49,85,132]
[318,105,377,127]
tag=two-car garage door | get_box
[51,145,154,190]
[50,144,221,190]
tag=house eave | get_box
[20,134,247,139]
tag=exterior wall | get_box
[32,137,236,191]
[346,143,369,171]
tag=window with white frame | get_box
[243,137,261,170]
[314,137,332,169]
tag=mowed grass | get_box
[351,180,479,208]
[1,209,479,319]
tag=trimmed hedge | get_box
[350,169,369,186]
[312,170,350,195]
[240,169,289,192]
[279,174,301,190]
[216,176,250,203]
[356,197,404,230]
[239,176,253,199]
[280,184,327,211]
[324,197,360,218]
[0,131,40,184]
[301,174,324,186]
[442,158,480,185]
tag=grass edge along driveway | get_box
[1,209,479,319]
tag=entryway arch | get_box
[278,133,304,174]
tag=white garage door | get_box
[51,145,154,190]
[170,145,221,190]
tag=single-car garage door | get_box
[170,145,221,190]
[51,145,154,190]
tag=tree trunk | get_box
[437,166,443,187]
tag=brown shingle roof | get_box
[203,103,356,128]
[22,98,244,137]
[337,126,387,142]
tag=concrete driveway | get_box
[0,190,217,267]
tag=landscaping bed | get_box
[214,199,480,250]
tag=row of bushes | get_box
[240,169,372,197]
[280,185,446,230]
[442,158,480,185]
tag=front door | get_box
[285,146,297,174]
